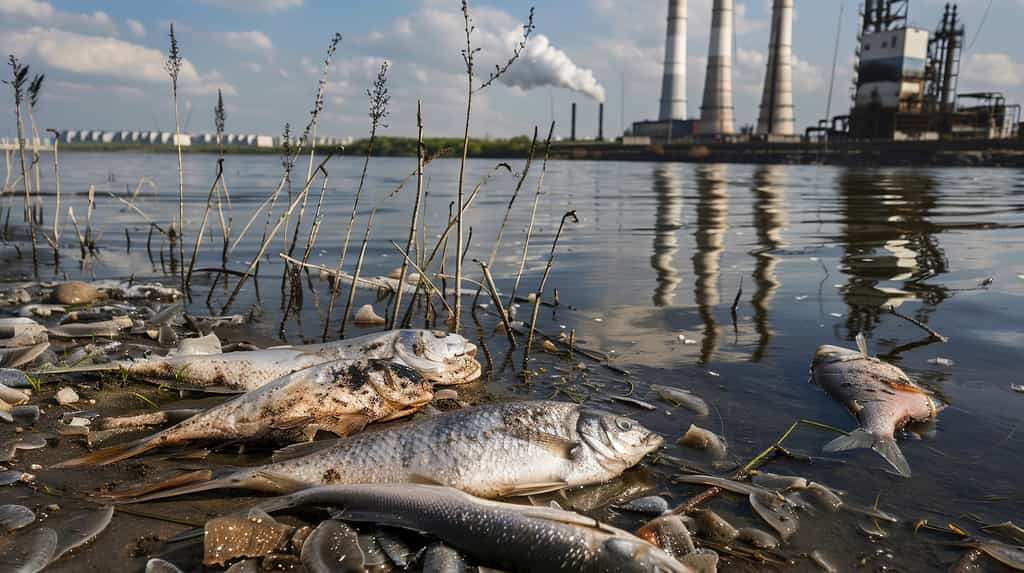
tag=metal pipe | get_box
[659,0,688,121]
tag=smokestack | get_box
[756,0,794,136]
[598,103,605,141]
[940,5,959,111]
[571,102,577,141]
[659,0,688,121]
[699,0,735,135]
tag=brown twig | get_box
[888,305,948,342]
[476,259,516,349]
[389,100,425,330]
[509,121,555,314]
[523,210,577,372]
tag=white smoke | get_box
[496,33,606,103]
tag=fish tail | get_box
[28,361,127,376]
[52,435,164,468]
[823,429,911,478]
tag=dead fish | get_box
[691,509,739,542]
[610,395,657,411]
[645,514,696,558]
[51,281,101,304]
[204,511,294,566]
[260,484,690,572]
[811,336,942,477]
[48,316,133,339]
[90,280,182,300]
[300,519,364,573]
[167,333,222,357]
[355,533,392,572]
[44,329,479,392]
[145,558,185,573]
[0,318,48,347]
[0,526,57,573]
[0,342,50,369]
[981,521,1024,545]
[678,424,727,459]
[737,527,779,549]
[102,401,663,502]
[751,471,808,491]
[55,359,433,467]
[18,304,65,318]
[951,540,1024,571]
[0,505,35,532]
[614,496,670,515]
[94,408,203,431]
[674,474,799,541]
[49,505,114,562]
[0,434,48,462]
[354,304,387,326]
[10,405,37,426]
[422,542,468,573]
[803,481,843,511]
[650,385,709,417]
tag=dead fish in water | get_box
[18,304,66,318]
[0,342,49,369]
[981,522,1024,545]
[54,359,433,467]
[674,475,799,541]
[48,316,134,339]
[950,540,1024,571]
[678,424,727,459]
[691,509,739,543]
[0,470,33,486]
[0,318,48,347]
[949,549,985,573]
[101,401,663,502]
[0,526,57,573]
[811,335,942,477]
[259,484,691,572]
[0,505,35,532]
[750,471,808,491]
[737,527,779,549]
[614,496,670,515]
[810,549,838,572]
[650,385,709,417]
[40,329,479,392]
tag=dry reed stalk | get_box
[5,55,38,267]
[85,184,94,246]
[26,75,43,220]
[185,158,225,286]
[67,206,86,257]
[508,121,555,313]
[390,240,455,318]
[389,100,425,330]
[299,163,331,265]
[45,128,60,255]
[476,259,516,348]
[165,24,186,284]
[522,210,577,371]
[338,208,377,337]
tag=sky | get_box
[1,0,1022,140]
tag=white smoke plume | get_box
[496,33,606,103]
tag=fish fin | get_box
[856,333,869,357]
[271,439,342,462]
[408,473,446,486]
[52,436,163,468]
[377,408,419,423]
[501,424,579,460]
[497,480,570,497]
[823,430,911,478]
[321,414,370,437]
[3,342,50,368]
[270,416,315,431]
[97,469,216,503]
[251,470,310,491]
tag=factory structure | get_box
[607,0,1021,144]
[52,130,350,149]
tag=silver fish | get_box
[104,401,663,502]
[76,329,479,392]
[650,385,709,417]
[678,425,727,459]
[259,484,691,572]
[55,359,433,467]
[48,316,134,339]
[811,336,941,477]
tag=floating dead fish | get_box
[614,496,669,515]
[0,505,35,532]
[610,395,657,411]
[692,508,739,543]
[51,281,101,305]
[42,329,480,392]
[751,471,808,491]
[354,304,387,326]
[928,357,955,367]
[811,336,942,477]
[0,318,48,348]
[56,359,433,467]
[48,316,133,339]
[678,424,727,459]
[102,401,663,502]
[89,280,182,301]
[0,526,57,573]
[422,542,468,573]
[0,342,50,369]
[749,490,800,541]
[803,481,843,511]
[0,434,48,462]
[737,527,779,549]
[145,558,185,573]
[260,484,688,572]
[18,305,65,318]
[981,522,1024,545]
[650,385,709,417]
[645,514,696,558]
[203,511,294,566]
[49,505,114,562]
[300,520,365,573]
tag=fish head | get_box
[602,536,692,572]
[362,359,434,408]
[812,344,860,369]
[392,330,481,385]
[579,410,664,471]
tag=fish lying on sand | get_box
[54,359,433,467]
[259,484,692,572]
[811,335,942,477]
[39,329,479,392]
[101,401,664,502]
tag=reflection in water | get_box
[650,165,684,306]
[692,165,729,363]
[837,170,949,335]
[750,166,787,362]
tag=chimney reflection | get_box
[651,165,684,306]
[750,165,786,362]
[692,164,728,363]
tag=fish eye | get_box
[616,419,633,431]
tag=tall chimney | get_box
[699,0,735,135]
[659,0,687,121]
[598,103,605,141]
[756,0,794,136]
[571,102,577,141]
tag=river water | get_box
[4,151,1024,571]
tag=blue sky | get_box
[1,0,1022,139]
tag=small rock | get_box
[434,389,458,401]
[542,340,559,353]
[52,282,100,305]
[55,387,80,405]
[353,304,386,326]
[45,504,59,512]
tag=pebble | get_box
[56,387,80,405]
[434,389,458,401]
[45,504,59,512]
[52,281,100,305]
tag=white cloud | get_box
[46,79,146,101]
[242,61,262,73]
[0,27,236,96]
[962,53,1024,87]
[215,30,274,55]
[197,0,302,13]
[126,19,145,38]
[0,0,116,34]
